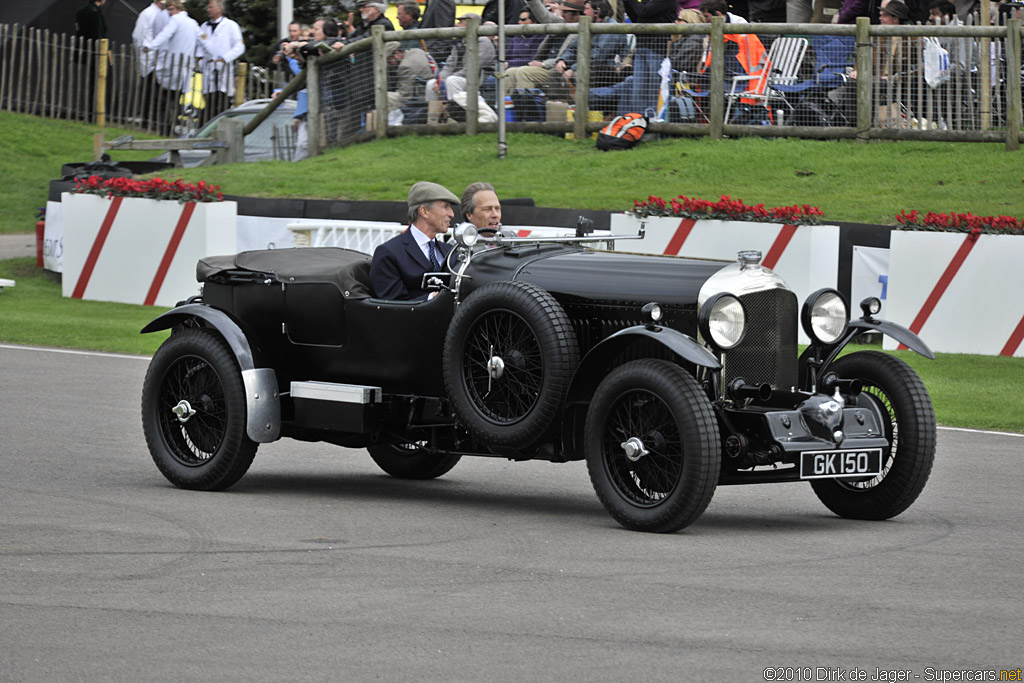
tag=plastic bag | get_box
[923,38,950,89]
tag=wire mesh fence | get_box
[4,18,1019,152]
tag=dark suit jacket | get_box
[370,228,453,300]
[76,2,107,40]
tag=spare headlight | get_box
[802,288,849,344]
[699,293,746,351]
[453,222,479,247]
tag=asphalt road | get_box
[1,344,1021,682]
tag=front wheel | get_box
[368,442,462,480]
[584,359,721,533]
[811,350,936,520]
[141,327,258,491]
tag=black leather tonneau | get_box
[197,247,370,293]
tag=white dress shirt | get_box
[146,11,200,92]
[196,16,245,95]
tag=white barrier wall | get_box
[61,193,237,307]
[612,215,840,342]
[885,231,1024,357]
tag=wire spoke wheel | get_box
[603,390,685,506]
[585,359,720,533]
[444,281,579,451]
[142,328,258,491]
[810,351,935,520]
[463,309,543,424]
[157,355,228,465]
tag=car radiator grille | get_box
[721,289,799,391]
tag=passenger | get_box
[370,182,458,301]
[460,182,504,236]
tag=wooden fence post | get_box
[1006,18,1021,151]
[217,117,245,163]
[465,16,481,135]
[234,62,247,107]
[855,18,872,141]
[574,17,591,141]
[709,17,725,140]
[372,25,388,139]
[307,55,321,157]
[97,38,109,127]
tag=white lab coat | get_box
[196,17,245,96]
[132,2,166,76]
[146,11,200,91]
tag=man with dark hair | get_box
[76,0,108,41]
[371,182,458,301]
[460,182,503,236]
[396,0,424,49]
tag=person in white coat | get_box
[132,0,167,78]
[196,0,246,120]
[144,0,200,132]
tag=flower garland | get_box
[73,175,224,203]
[630,194,824,225]
[895,210,1022,238]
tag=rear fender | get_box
[142,304,281,443]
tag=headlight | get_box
[699,293,746,351]
[801,288,849,344]
[860,296,882,317]
[641,302,663,325]
[453,222,478,247]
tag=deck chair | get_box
[770,35,855,126]
[674,33,768,124]
[725,35,808,124]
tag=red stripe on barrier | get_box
[762,224,797,270]
[999,314,1024,357]
[898,234,978,350]
[517,230,532,237]
[144,202,196,306]
[71,196,123,299]
[663,218,696,256]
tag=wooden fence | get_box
[244,16,1022,153]
[0,23,288,136]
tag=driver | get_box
[370,181,458,301]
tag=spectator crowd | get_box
[75,0,1016,148]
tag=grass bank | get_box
[4,109,1023,234]
[1,256,1020,433]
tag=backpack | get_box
[596,113,648,151]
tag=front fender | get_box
[849,318,935,360]
[142,304,281,443]
[566,325,720,403]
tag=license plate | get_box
[799,448,883,480]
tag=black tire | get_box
[141,327,258,491]
[443,281,580,451]
[584,359,721,533]
[367,442,462,479]
[811,350,936,520]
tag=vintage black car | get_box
[141,222,937,533]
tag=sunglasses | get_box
[518,14,531,19]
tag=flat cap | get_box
[384,41,401,57]
[407,181,459,206]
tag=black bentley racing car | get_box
[141,223,937,532]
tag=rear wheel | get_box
[367,442,462,479]
[811,351,935,520]
[585,359,721,533]
[141,327,257,490]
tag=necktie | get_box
[427,240,440,271]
